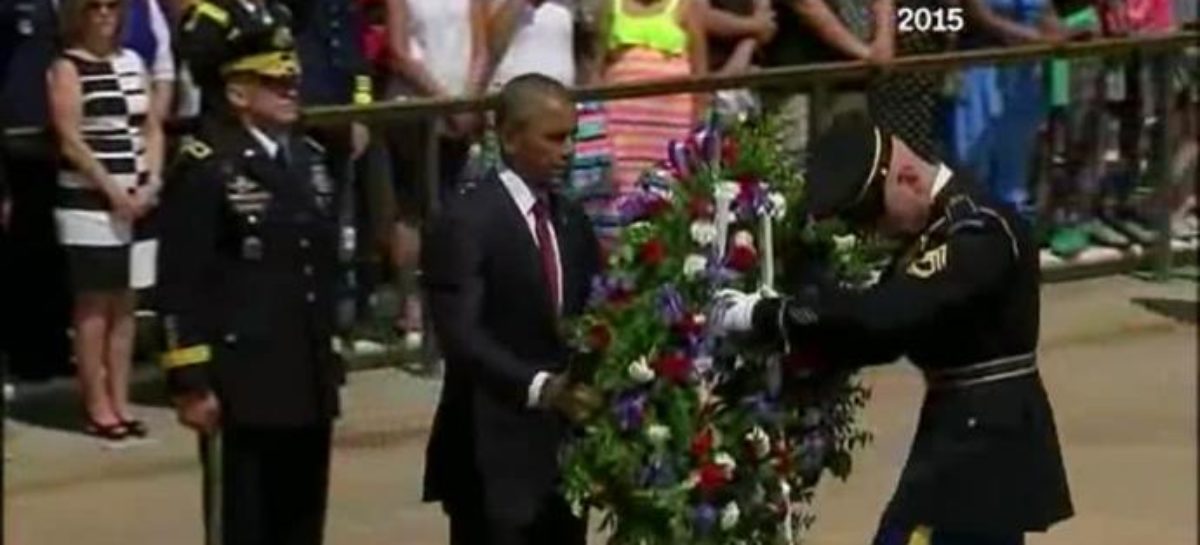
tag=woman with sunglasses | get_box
[47,0,164,442]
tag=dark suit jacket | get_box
[158,120,343,427]
[421,169,602,525]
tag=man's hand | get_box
[173,391,220,434]
[709,289,762,337]
[540,373,603,424]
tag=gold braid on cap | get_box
[220,51,301,78]
[848,127,884,208]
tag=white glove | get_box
[710,289,761,336]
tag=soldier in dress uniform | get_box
[711,112,1074,545]
[156,33,341,545]
[179,0,295,115]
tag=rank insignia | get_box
[226,176,271,215]
[907,244,948,279]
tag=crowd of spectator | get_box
[0,0,1197,437]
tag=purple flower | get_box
[588,275,611,308]
[742,394,781,424]
[689,336,715,361]
[639,458,678,488]
[736,181,768,219]
[613,390,648,431]
[693,503,718,535]
[656,284,686,324]
[797,431,829,477]
[615,194,647,224]
[704,259,740,287]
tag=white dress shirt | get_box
[497,168,564,409]
[247,126,282,159]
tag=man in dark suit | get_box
[421,74,604,545]
[157,35,342,545]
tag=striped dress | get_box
[603,0,695,194]
[55,48,156,292]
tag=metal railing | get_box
[295,30,1200,280]
[3,30,1196,366]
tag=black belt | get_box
[924,352,1038,390]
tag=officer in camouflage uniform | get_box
[157,33,342,545]
[711,112,1073,545]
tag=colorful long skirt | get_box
[603,47,694,194]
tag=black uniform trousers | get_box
[873,524,1024,545]
[447,495,586,545]
[199,425,332,545]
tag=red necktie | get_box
[531,198,561,312]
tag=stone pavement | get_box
[3,275,1197,545]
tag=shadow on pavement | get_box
[1132,297,1199,325]
[6,371,172,436]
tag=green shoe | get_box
[1084,218,1132,248]
[1113,218,1159,246]
[1048,226,1090,259]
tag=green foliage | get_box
[562,114,881,544]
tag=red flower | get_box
[653,352,692,383]
[638,239,667,267]
[772,440,794,475]
[688,195,715,219]
[608,286,634,306]
[721,137,740,166]
[774,452,794,476]
[691,427,715,459]
[726,245,757,272]
[697,462,729,495]
[586,323,612,352]
[645,196,672,218]
[673,313,704,338]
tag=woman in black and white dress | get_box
[47,0,163,441]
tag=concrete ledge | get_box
[1041,245,1198,283]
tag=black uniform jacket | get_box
[157,120,342,428]
[420,170,602,525]
[754,172,1074,533]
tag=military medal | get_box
[242,236,264,261]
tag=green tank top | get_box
[608,0,688,56]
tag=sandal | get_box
[121,419,149,438]
[84,420,129,441]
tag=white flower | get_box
[768,192,787,219]
[682,254,708,278]
[715,182,740,203]
[779,479,792,498]
[646,424,672,445]
[714,452,737,475]
[832,234,858,253]
[720,502,741,530]
[746,427,771,459]
[627,357,655,384]
[693,356,714,375]
[690,221,717,246]
[732,230,755,249]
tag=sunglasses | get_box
[86,1,120,12]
